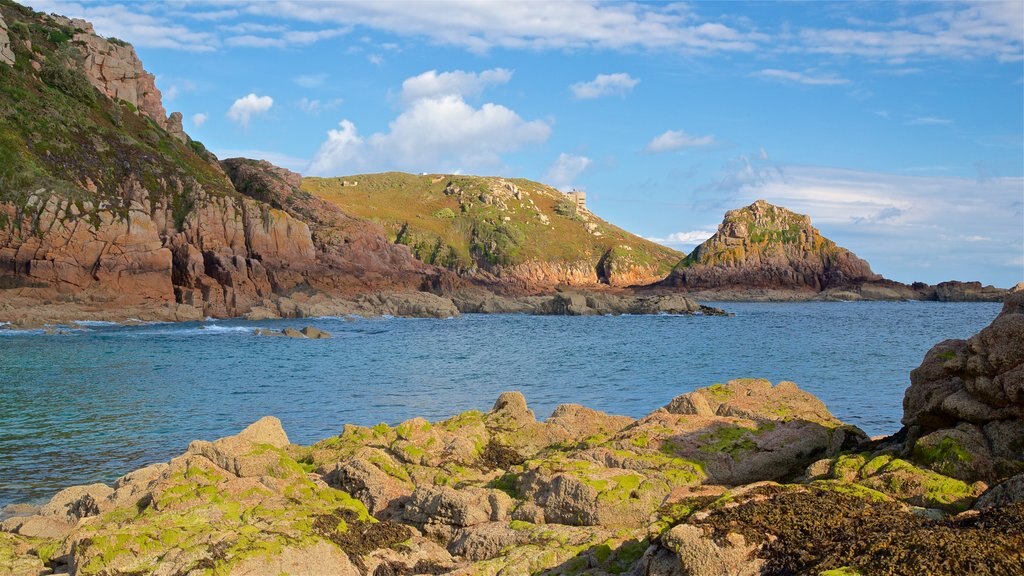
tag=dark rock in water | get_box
[901,287,1024,482]
[300,326,330,339]
[254,326,332,339]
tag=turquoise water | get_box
[0,301,1001,507]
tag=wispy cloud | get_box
[191,112,208,128]
[570,73,640,99]
[225,27,349,49]
[297,97,342,116]
[798,2,1024,62]
[753,69,850,85]
[293,73,328,88]
[905,116,953,126]
[544,153,592,191]
[241,1,765,54]
[644,130,715,153]
[24,0,1022,64]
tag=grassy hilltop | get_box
[303,173,682,285]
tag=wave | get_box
[71,320,122,327]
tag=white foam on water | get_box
[72,320,121,327]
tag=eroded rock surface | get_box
[1,380,920,575]
[901,287,1024,482]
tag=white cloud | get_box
[570,73,640,99]
[294,73,328,88]
[647,230,717,249]
[400,68,513,105]
[703,161,1024,286]
[191,113,208,128]
[644,130,715,153]
[308,90,550,176]
[227,93,273,127]
[753,69,850,85]
[368,54,384,66]
[544,153,592,191]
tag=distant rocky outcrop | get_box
[664,199,880,291]
[900,286,1024,483]
[660,200,1008,302]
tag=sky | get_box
[24,0,1024,287]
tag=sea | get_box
[0,301,1002,508]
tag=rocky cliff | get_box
[302,173,682,291]
[664,199,880,291]
[0,2,438,324]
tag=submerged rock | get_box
[254,326,333,339]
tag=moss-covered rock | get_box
[816,453,985,513]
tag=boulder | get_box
[402,486,513,529]
[665,379,844,427]
[0,532,47,576]
[975,473,1024,509]
[322,453,413,517]
[902,289,1024,482]
[38,483,113,521]
[656,524,762,576]
[185,416,290,477]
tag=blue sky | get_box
[26,0,1024,286]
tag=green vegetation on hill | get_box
[303,172,682,278]
[0,1,231,230]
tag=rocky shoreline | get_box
[0,290,732,329]
[2,290,1022,575]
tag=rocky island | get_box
[2,288,1021,575]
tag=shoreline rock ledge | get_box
[3,332,1023,576]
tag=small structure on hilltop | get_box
[565,189,587,211]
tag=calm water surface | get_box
[0,301,1001,507]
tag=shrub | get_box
[432,207,456,220]
[40,47,96,105]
